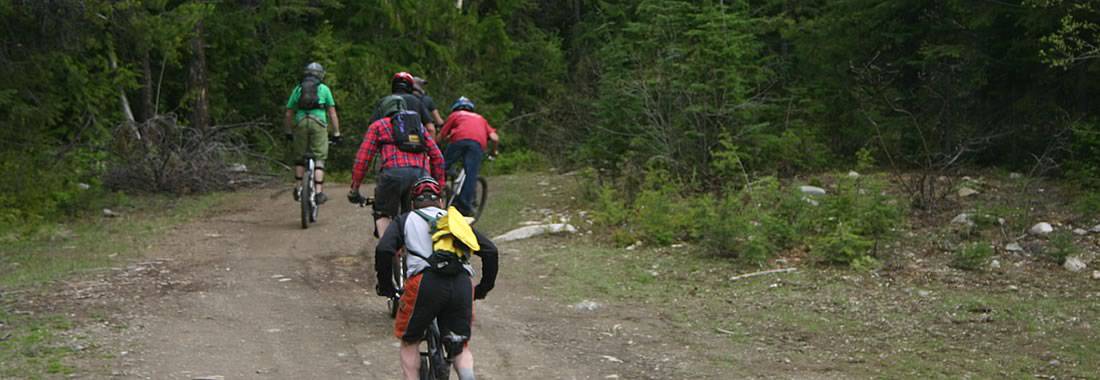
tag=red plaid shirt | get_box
[351,117,445,189]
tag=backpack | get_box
[390,109,429,153]
[297,76,323,110]
[411,206,480,276]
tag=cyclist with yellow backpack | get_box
[374,177,498,380]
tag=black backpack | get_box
[297,76,322,110]
[390,110,429,153]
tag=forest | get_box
[2,0,1098,233]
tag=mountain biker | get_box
[370,72,437,135]
[284,62,341,204]
[348,96,446,239]
[375,177,498,380]
[438,96,499,216]
[412,76,445,127]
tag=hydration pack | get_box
[297,76,322,110]
[390,109,429,153]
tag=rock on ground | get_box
[799,186,827,196]
[1064,257,1087,272]
[1028,222,1053,236]
[494,224,577,242]
[958,187,980,198]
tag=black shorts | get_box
[394,271,474,342]
[373,167,428,218]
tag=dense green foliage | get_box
[2,0,1097,235]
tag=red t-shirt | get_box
[440,111,496,150]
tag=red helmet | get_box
[392,72,415,92]
[411,177,441,201]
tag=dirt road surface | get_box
[70,185,701,380]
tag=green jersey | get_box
[286,83,336,126]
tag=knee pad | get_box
[457,367,475,380]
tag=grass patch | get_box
[0,309,77,379]
[518,239,1100,378]
[0,192,226,288]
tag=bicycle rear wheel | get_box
[470,176,488,224]
[426,321,450,380]
[300,169,313,229]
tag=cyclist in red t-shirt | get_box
[437,97,499,216]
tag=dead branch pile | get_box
[104,114,272,194]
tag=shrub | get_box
[1070,191,1100,223]
[481,149,547,176]
[1046,231,1078,264]
[951,242,993,271]
[812,222,875,267]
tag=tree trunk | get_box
[189,19,210,130]
[141,50,155,122]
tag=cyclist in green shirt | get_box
[285,62,341,204]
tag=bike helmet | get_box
[450,96,475,112]
[392,72,415,93]
[304,62,325,80]
[412,76,427,95]
[411,177,442,202]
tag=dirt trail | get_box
[76,185,649,380]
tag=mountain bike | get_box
[418,318,468,380]
[443,155,492,224]
[353,194,405,319]
[298,153,320,229]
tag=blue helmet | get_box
[451,96,475,112]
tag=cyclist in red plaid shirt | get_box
[348,102,446,239]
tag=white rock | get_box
[1092,270,1100,280]
[102,208,119,218]
[957,187,980,198]
[77,183,91,190]
[573,300,601,311]
[193,376,225,380]
[227,163,248,173]
[802,196,819,206]
[1073,228,1088,236]
[917,290,930,297]
[990,260,1001,269]
[950,213,973,226]
[1009,172,1023,179]
[1028,222,1054,236]
[1090,225,1100,233]
[799,186,827,196]
[494,224,577,242]
[1005,243,1023,252]
[847,171,860,178]
[1064,257,1087,272]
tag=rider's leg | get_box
[399,340,421,380]
[376,216,392,240]
[454,350,474,380]
[458,141,483,215]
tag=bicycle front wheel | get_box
[389,252,405,319]
[471,176,488,224]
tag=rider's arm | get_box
[375,216,405,294]
[283,109,295,132]
[488,131,500,155]
[424,133,446,189]
[431,109,444,127]
[472,230,498,299]
[327,107,341,137]
[438,114,455,143]
[351,121,383,189]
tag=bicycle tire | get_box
[471,176,488,224]
[418,354,430,380]
[389,253,405,318]
[300,168,312,229]
[427,321,450,380]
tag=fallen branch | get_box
[728,267,797,281]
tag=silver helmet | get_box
[304,62,325,80]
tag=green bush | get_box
[951,242,994,271]
[481,149,548,176]
[1046,231,1078,264]
[1070,191,1100,223]
[812,222,875,267]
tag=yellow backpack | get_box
[413,206,480,274]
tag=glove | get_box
[473,284,491,300]
[330,134,343,145]
[284,132,294,142]
[347,190,365,204]
[376,283,396,298]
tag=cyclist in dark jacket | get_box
[369,72,436,135]
[375,177,498,380]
